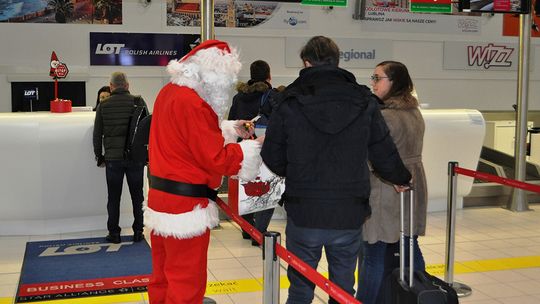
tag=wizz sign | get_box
[467,43,514,69]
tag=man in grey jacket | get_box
[93,71,148,244]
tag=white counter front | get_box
[0,112,141,235]
[0,110,485,235]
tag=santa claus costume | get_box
[144,40,261,304]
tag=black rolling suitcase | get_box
[381,189,459,304]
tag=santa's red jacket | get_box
[145,83,259,239]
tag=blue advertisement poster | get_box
[90,32,200,66]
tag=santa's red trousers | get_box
[148,231,210,304]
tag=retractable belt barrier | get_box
[454,166,540,193]
[444,162,540,298]
[215,197,361,304]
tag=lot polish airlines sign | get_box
[443,41,534,71]
[90,33,200,66]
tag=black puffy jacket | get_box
[93,88,148,160]
[228,80,282,126]
[261,65,411,229]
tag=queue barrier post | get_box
[445,161,472,297]
[263,231,281,304]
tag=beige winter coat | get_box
[363,96,428,244]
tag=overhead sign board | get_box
[410,0,452,13]
[302,0,347,7]
[286,37,392,69]
[90,33,199,66]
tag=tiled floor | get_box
[1,204,540,303]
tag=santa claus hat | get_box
[179,39,231,62]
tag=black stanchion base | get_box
[203,297,217,304]
[452,281,472,297]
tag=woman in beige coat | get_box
[356,61,428,304]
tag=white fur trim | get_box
[143,199,220,239]
[221,120,239,144]
[237,140,262,181]
[166,47,241,121]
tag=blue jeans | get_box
[356,236,425,304]
[105,160,145,234]
[285,217,362,304]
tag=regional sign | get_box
[90,33,200,66]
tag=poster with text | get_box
[0,0,122,24]
[360,1,481,34]
[167,0,309,29]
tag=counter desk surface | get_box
[0,110,484,235]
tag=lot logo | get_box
[95,43,125,55]
[39,242,132,257]
[24,89,37,97]
[467,43,514,69]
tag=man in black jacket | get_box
[93,71,148,244]
[260,36,411,303]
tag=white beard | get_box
[166,46,241,121]
[200,75,236,121]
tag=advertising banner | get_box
[0,0,122,24]
[443,41,534,71]
[302,0,347,7]
[90,33,199,66]
[360,0,481,34]
[167,0,310,29]
[286,37,392,69]
[409,0,452,13]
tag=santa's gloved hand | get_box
[96,155,105,167]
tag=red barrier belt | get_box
[214,197,361,304]
[275,244,361,304]
[455,166,540,193]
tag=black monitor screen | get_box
[11,82,86,112]
[459,0,531,14]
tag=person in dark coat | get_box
[260,36,412,303]
[228,60,283,246]
[93,72,148,244]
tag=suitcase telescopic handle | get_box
[400,189,414,288]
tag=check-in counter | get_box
[421,109,485,211]
[0,110,484,235]
[0,112,142,235]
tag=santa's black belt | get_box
[149,175,217,201]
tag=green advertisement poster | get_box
[302,0,347,7]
